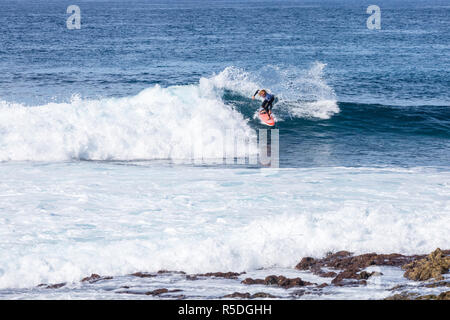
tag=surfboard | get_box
[259,110,275,126]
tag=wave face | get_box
[1,64,449,168]
[0,64,339,162]
[0,64,448,166]
[210,63,340,120]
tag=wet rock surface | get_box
[157,270,186,275]
[385,292,419,300]
[147,288,182,296]
[81,274,113,283]
[241,278,265,285]
[117,288,183,296]
[402,248,450,281]
[241,275,314,289]
[187,272,245,280]
[424,281,450,288]
[385,290,450,300]
[296,251,416,272]
[37,282,66,289]
[32,248,449,299]
[130,272,156,278]
[388,279,450,292]
[295,249,449,286]
[223,292,278,299]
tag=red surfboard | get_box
[259,110,275,126]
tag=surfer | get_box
[252,89,275,118]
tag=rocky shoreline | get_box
[35,248,450,300]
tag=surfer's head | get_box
[258,90,267,97]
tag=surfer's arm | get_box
[252,90,260,100]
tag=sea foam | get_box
[0,164,448,289]
[0,83,256,161]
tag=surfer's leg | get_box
[267,97,274,116]
[269,99,274,110]
[261,100,269,114]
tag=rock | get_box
[193,272,243,279]
[241,276,313,288]
[331,269,360,285]
[117,288,181,296]
[295,257,316,270]
[81,274,113,283]
[224,292,251,299]
[389,284,408,291]
[437,291,450,300]
[385,292,419,300]
[385,290,450,300]
[294,249,438,286]
[317,283,329,288]
[130,272,156,278]
[308,252,416,271]
[46,283,66,289]
[415,294,441,300]
[310,267,337,278]
[157,270,186,275]
[330,251,352,258]
[146,288,168,295]
[241,278,265,285]
[358,271,374,280]
[38,283,66,289]
[264,275,279,285]
[424,281,450,288]
[331,268,372,286]
[145,288,182,296]
[223,292,277,299]
[251,292,277,298]
[329,253,408,270]
[402,248,450,281]
[81,274,100,282]
[414,291,450,300]
[316,270,338,278]
[270,276,313,288]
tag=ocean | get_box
[0,0,449,299]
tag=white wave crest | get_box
[0,83,256,161]
[209,62,339,120]
[0,64,339,161]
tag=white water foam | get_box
[0,163,448,290]
[209,63,339,120]
[0,83,255,161]
[278,62,340,119]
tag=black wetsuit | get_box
[254,90,275,114]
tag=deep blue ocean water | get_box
[1,0,449,168]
